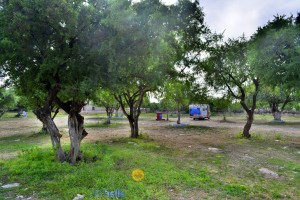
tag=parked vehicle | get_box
[189,104,210,120]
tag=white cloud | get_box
[200,0,300,39]
[134,0,299,39]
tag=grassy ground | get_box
[0,113,299,199]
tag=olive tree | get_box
[0,0,109,163]
[203,36,259,138]
[104,0,209,138]
[91,89,119,124]
[249,14,300,121]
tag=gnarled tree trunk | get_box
[128,116,139,138]
[55,99,88,164]
[125,104,140,138]
[68,112,87,164]
[34,108,65,161]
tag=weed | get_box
[223,184,248,196]
[235,131,264,140]
[274,133,282,140]
[251,133,265,141]
[272,191,285,199]
[235,131,244,138]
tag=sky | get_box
[162,0,300,39]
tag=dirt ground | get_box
[1,114,299,148]
[1,114,299,161]
[83,115,300,150]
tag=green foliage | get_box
[202,35,260,137]
[91,89,117,107]
[104,0,179,92]
[0,0,109,109]
[0,88,16,117]
[250,15,299,88]
[90,88,119,121]
[204,36,254,98]
[208,97,231,112]
[249,15,300,112]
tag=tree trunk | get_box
[41,123,48,134]
[55,98,88,164]
[166,110,169,121]
[128,116,139,138]
[270,102,284,121]
[242,111,253,138]
[134,117,139,138]
[34,109,65,161]
[107,115,111,124]
[105,108,111,124]
[274,111,282,121]
[115,109,119,117]
[0,110,4,117]
[114,89,148,139]
[177,106,181,124]
[238,78,259,138]
[68,112,87,164]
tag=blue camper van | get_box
[189,104,210,120]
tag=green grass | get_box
[1,134,299,199]
[0,111,36,120]
[0,133,50,159]
[0,140,217,200]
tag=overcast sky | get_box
[162,0,300,39]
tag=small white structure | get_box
[22,111,27,118]
[189,104,210,120]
